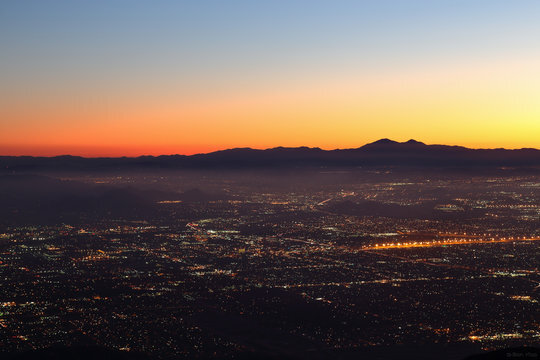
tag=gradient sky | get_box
[1,0,540,156]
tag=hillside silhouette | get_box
[1,139,539,172]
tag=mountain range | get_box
[1,139,540,172]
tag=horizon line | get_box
[1,139,540,159]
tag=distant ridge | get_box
[1,139,540,172]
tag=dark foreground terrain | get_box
[5,345,540,360]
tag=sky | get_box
[1,0,540,156]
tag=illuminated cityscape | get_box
[0,170,538,359]
[2,1,540,358]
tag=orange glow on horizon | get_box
[0,144,225,157]
[1,138,538,158]
[1,54,539,157]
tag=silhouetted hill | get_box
[0,175,178,224]
[1,140,539,172]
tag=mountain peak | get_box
[2,140,540,171]
[367,138,399,146]
[404,139,425,145]
[363,139,427,148]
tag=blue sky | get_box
[1,1,540,155]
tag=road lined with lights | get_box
[363,236,540,250]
